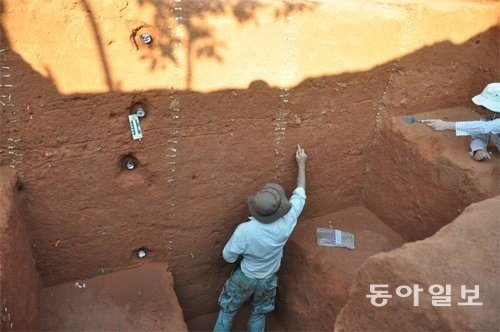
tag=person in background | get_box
[214,145,308,332]
[426,82,500,161]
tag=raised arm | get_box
[282,146,308,234]
[295,145,307,190]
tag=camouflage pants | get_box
[214,269,278,332]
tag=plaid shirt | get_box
[222,187,306,279]
[455,118,500,152]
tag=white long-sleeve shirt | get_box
[455,118,500,152]
[455,118,500,136]
[222,187,306,279]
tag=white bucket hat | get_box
[471,82,500,113]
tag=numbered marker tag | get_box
[128,114,143,140]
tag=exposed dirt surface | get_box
[0,0,499,327]
[393,108,499,197]
[363,107,500,241]
[0,167,39,331]
[0,38,383,319]
[39,262,187,331]
[277,206,405,331]
[334,196,500,332]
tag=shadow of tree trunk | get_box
[80,0,114,92]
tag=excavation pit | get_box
[0,0,499,331]
[2,104,497,329]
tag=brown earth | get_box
[39,262,187,331]
[277,206,405,331]
[334,195,500,332]
[0,0,499,329]
[0,167,39,330]
[363,107,500,241]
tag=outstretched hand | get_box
[423,119,455,131]
[296,145,308,166]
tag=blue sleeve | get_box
[456,119,500,136]
[222,226,247,263]
[470,134,488,153]
[282,187,307,236]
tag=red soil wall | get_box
[0,168,39,330]
[363,107,500,242]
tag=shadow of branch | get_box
[135,0,317,87]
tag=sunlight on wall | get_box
[2,0,499,94]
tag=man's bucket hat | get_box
[248,183,292,223]
[472,82,500,113]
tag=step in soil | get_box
[394,107,499,197]
[277,205,405,330]
[39,263,187,331]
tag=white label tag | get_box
[316,227,355,250]
[128,114,143,140]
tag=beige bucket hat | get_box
[248,183,292,223]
